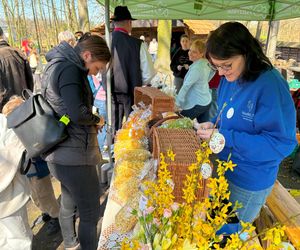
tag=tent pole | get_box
[104,0,113,164]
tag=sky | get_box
[0,0,106,28]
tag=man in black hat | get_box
[108,6,155,133]
[0,27,33,111]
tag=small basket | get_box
[134,87,175,119]
[152,127,210,203]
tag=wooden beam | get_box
[255,205,277,248]
[266,180,300,248]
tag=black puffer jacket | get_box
[41,42,101,166]
[0,40,33,111]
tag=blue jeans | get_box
[180,103,211,123]
[228,181,274,222]
[94,99,107,152]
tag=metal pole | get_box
[265,0,275,54]
[105,0,113,164]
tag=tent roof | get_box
[96,0,300,21]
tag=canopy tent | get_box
[97,0,300,164]
[97,0,300,21]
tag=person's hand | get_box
[96,116,105,131]
[196,122,215,140]
[184,64,189,70]
[177,65,183,71]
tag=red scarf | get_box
[114,27,128,34]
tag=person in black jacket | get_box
[41,33,111,250]
[170,34,192,94]
[0,27,34,111]
[108,6,155,134]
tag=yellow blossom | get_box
[121,149,287,250]
[167,149,176,161]
[223,160,237,172]
[240,221,256,234]
[161,237,172,250]
[181,239,198,250]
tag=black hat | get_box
[110,6,136,21]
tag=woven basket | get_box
[134,87,175,119]
[152,127,210,203]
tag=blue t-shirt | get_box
[214,68,297,191]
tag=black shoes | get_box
[42,212,51,222]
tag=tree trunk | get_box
[255,21,263,41]
[37,0,50,50]
[154,20,172,84]
[1,0,14,46]
[64,0,71,30]
[31,0,41,51]
[20,0,28,38]
[50,0,59,44]
[266,20,280,62]
[78,0,90,32]
[45,0,55,47]
[14,0,22,46]
[71,0,79,31]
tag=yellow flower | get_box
[240,221,255,234]
[153,233,162,249]
[223,160,237,172]
[161,236,172,250]
[182,239,198,250]
[171,234,178,246]
[188,163,198,172]
[167,149,176,161]
[225,233,243,249]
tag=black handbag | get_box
[7,89,69,159]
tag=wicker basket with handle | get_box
[152,127,210,203]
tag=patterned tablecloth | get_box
[97,177,132,250]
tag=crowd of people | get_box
[0,5,298,250]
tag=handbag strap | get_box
[22,89,34,100]
[18,150,32,175]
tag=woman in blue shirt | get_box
[197,22,297,223]
[176,39,214,122]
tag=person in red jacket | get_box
[208,72,221,120]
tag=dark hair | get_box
[205,22,272,82]
[75,31,84,36]
[75,33,111,63]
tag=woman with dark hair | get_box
[197,22,297,223]
[42,33,111,250]
[170,34,192,93]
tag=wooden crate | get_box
[134,87,175,119]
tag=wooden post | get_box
[266,180,300,248]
